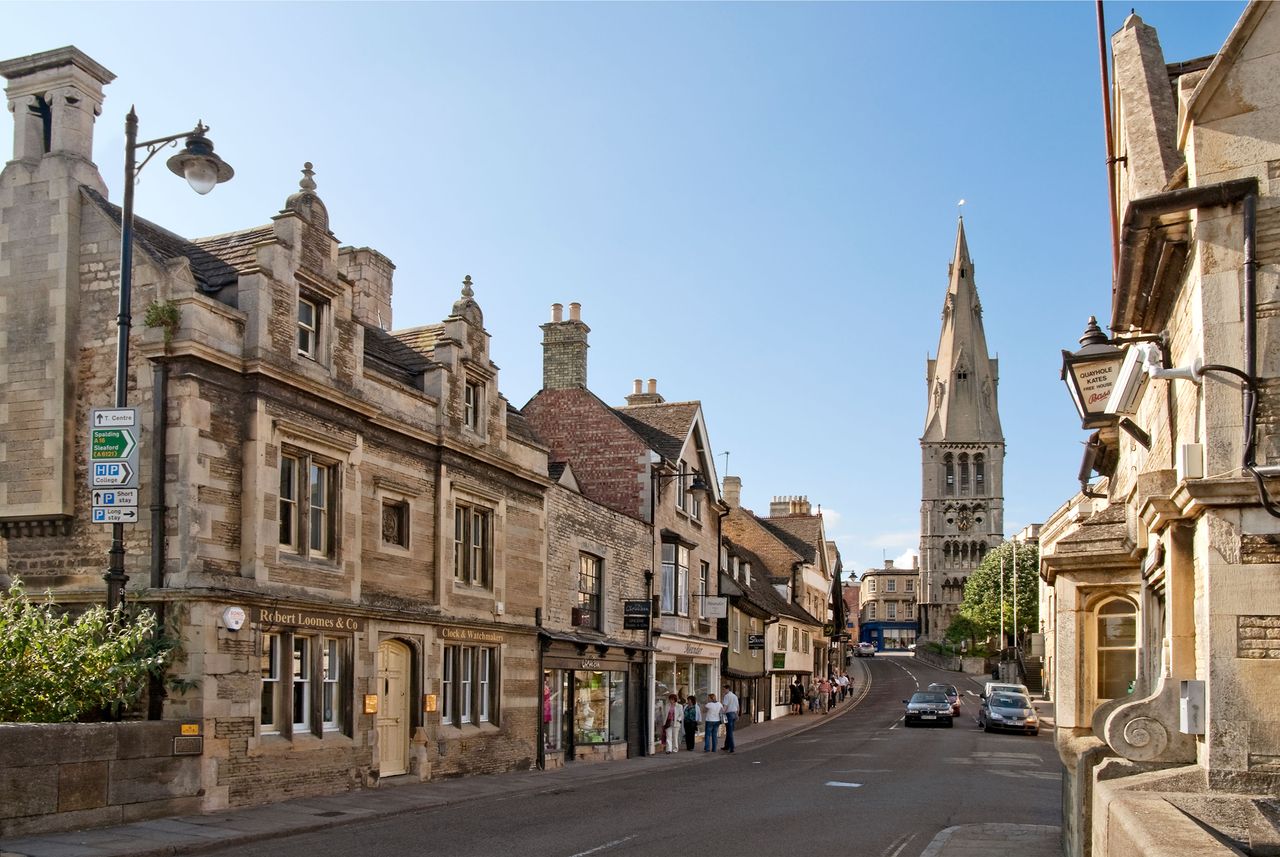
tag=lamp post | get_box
[104,109,233,612]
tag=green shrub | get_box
[0,579,172,722]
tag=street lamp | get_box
[1060,316,1125,430]
[105,109,233,611]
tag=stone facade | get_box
[919,219,1006,641]
[1041,5,1280,855]
[0,47,548,818]
[858,559,919,651]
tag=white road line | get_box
[824,781,863,788]
[566,835,637,857]
[881,832,918,857]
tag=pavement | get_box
[0,656,1061,857]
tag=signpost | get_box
[748,634,765,650]
[89,408,139,526]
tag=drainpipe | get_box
[147,358,168,721]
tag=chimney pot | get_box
[633,379,643,394]
[569,302,581,321]
[647,378,657,394]
[551,303,563,322]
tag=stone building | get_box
[857,559,919,652]
[720,478,825,718]
[521,304,725,752]
[0,46,549,816]
[1040,5,1280,854]
[719,539,783,724]
[918,219,1006,641]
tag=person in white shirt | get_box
[720,685,740,753]
[702,694,724,752]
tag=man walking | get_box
[721,684,740,753]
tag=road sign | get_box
[92,489,138,507]
[91,428,137,460]
[88,408,139,500]
[92,507,139,524]
[91,462,134,487]
[93,409,137,427]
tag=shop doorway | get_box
[377,639,410,776]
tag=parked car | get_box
[983,681,1030,699]
[856,642,876,657]
[978,692,1039,735]
[928,682,961,716]
[902,691,954,727]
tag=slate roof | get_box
[191,225,277,274]
[614,401,700,463]
[82,188,242,292]
[760,515,823,564]
[362,324,431,389]
[505,405,541,444]
[391,324,444,356]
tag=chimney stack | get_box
[723,476,742,509]
[624,377,665,406]
[540,301,589,390]
[0,47,114,164]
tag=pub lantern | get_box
[1061,316,1125,430]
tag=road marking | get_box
[882,832,918,857]
[567,835,637,857]
[824,781,863,788]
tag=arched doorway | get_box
[377,639,411,776]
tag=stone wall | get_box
[0,721,202,837]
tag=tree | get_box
[958,541,1039,648]
[0,578,173,722]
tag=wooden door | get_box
[377,640,410,776]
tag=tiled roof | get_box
[614,401,699,463]
[82,188,241,292]
[362,324,430,388]
[760,515,823,564]
[191,225,277,274]
[391,324,444,357]
[547,462,567,482]
[506,405,541,444]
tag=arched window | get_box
[974,454,985,494]
[959,453,970,495]
[944,454,955,496]
[943,542,952,568]
[1096,598,1138,702]
[977,542,988,562]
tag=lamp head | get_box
[1061,316,1125,429]
[166,124,234,194]
[686,472,710,504]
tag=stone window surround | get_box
[257,628,354,745]
[448,482,505,597]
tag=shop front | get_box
[653,635,725,746]
[723,669,768,724]
[540,635,646,767]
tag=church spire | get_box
[923,217,1002,443]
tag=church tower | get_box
[919,218,1005,640]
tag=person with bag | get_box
[662,693,681,753]
[682,694,699,752]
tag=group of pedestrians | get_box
[660,684,740,754]
[787,672,852,715]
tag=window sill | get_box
[277,551,342,572]
[250,730,354,755]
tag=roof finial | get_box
[461,274,474,298]
[299,162,316,193]
[957,198,966,220]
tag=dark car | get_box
[903,691,954,727]
[978,692,1039,735]
[928,682,961,716]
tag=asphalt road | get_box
[205,655,1060,857]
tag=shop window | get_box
[442,644,499,726]
[563,669,628,746]
[577,553,602,630]
[382,499,409,549]
[260,631,351,738]
[278,450,338,560]
[1096,598,1138,702]
[454,503,492,587]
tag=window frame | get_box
[297,296,320,360]
[578,553,602,630]
[886,579,897,593]
[453,502,492,588]
[442,644,500,728]
[278,449,339,562]
[464,380,482,431]
[261,632,283,734]
[260,630,352,739]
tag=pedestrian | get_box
[683,695,699,752]
[806,678,818,712]
[790,678,804,715]
[838,672,850,701]
[721,684,739,753]
[702,693,724,752]
[662,693,681,753]
[819,675,832,713]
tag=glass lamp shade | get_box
[166,132,234,194]
[182,158,219,195]
[1061,316,1125,429]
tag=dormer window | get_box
[298,297,319,359]
[464,380,482,431]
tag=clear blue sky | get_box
[0,1,1245,577]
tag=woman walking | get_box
[702,693,724,752]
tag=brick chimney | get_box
[541,301,589,389]
[723,476,742,509]
[624,378,665,406]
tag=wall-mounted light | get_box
[1061,317,1126,429]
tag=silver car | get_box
[978,692,1039,735]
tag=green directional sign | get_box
[91,428,137,460]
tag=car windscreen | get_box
[990,695,1029,709]
[911,693,948,703]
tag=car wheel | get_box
[983,722,993,733]
[944,718,953,728]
